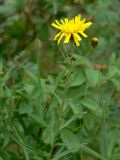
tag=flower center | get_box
[61,24,79,34]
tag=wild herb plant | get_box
[0,0,120,160]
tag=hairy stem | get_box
[48,47,74,160]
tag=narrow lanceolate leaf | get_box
[59,112,86,130]
[52,150,72,160]
[30,114,48,127]
[79,144,103,159]
[12,126,49,156]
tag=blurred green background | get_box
[0,0,120,160]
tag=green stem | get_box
[34,22,43,114]
[22,146,30,160]
[48,47,74,160]
[99,72,108,160]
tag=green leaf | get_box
[69,69,85,87]
[49,112,58,145]
[109,53,116,64]
[12,126,48,156]
[111,78,120,91]
[59,112,86,130]
[23,84,35,95]
[69,98,83,114]
[60,129,80,152]
[80,144,103,159]
[2,130,11,148]
[52,150,72,160]
[85,69,100,87]
[80,97,102,117]
[0,0,26,14]
[0,157,3,160]
[107,66,119,79]
[112,154,120,160]
[0,66,14,87]
[30,114,48,127]
[73,55,91,67]
[42,111,57,145]
[0,1,16,14]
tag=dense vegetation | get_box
[0,0,120,160]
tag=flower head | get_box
[91,37,98,48]
[51,15,92,46]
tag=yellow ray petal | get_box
[81,18,86,23]
[78,14,81,19]
[84,22,92,28]
[73,33,82,41]
[75,15,81,23]
[80,32,87,38]
[64,18,68,23]
[51,23,61,29]
[57,33,65,44]
[61,20,64,24]
[55,20,61,26]
[54,31,61,41]
[69,19,74,24]
[64,34,71,43]
[73,34,80,46]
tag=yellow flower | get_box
[51,15,92,46]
